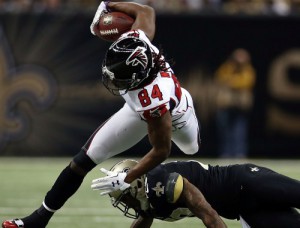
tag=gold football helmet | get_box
[108,159,149,218]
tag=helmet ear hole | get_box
[137,180,142,188]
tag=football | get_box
[94,11,134,42]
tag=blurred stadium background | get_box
[0,0,300,227]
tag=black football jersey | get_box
[145,160,242,221]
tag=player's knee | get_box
[71,150,97,176]
[181,143,199,155]
[184,149,198,155]
[86,146,112,164]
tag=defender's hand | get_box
[90,1,110,35]
[91,168,130,195]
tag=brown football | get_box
[94,12,134,42]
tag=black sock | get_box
[44,164,85,210]
[21,165,85,227]
[21,206,52,228]
[37,205,54,221]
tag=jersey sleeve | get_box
[141,103,169,119]
[145,163,195,220]
[146,165,184,205]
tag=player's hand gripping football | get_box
[90,1,110,35]
[91,168,130,195]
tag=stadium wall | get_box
[0,13,299,158]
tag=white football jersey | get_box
[120,30,187,120]
[86,31,200,164]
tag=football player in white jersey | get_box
[2,2,200,228]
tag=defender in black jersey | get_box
[93,159,300,228]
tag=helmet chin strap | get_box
[136,176,150,211]
[139,197,150,211]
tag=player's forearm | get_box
[199,207,227,228]
[192,201,226,228]
[108,2,153,17]
[125,147,169,183]
[183,179,227,228]
[190,196,226,228]
[108,2,155,40]
[131,216,153,228]
[125,113,172,183]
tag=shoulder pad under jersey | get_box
[165,172,183,203]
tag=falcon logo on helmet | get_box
[126,47,148,69]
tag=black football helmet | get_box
[102,37,153,95]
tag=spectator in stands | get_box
[0,0,32,12]
[214,48,256,158]
[32,0,63,13]
[290,0,300,14]
[132,0,221,13]
[0,0,296,15]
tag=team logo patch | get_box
[149,107,162,118]
[103,15,113,25]
[126,47,148,69]
[152,182,165,197]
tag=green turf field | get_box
[0,157,299,228]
